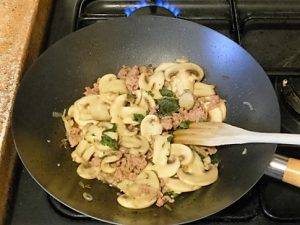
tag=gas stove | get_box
[6,1,300,224]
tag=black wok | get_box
[12,16,280,224]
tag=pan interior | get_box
[12,16,280,225]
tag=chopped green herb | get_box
[165,191,179,198]
[100,134,118,149]
[133,113,145,123]
[157,97,179,115]
[179,120,191,129]
[146,90,154,97]
[167,135,173,143]
[163,204,172,211]
[104,123,117,133]
[160,87,175,97]
[211,153,220,164]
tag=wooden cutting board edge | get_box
[0,1,53,224]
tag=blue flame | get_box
[155,0,181,16]
[124,0,181,17]
[124,1,149,17]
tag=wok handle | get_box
[282,158,300,187]
[266,154,300,187]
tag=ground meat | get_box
[139,65,154,76]
[160,116,173,130]
[161,98,207,130]
[68,126,81,147]
[149,107,158,115]
[117,65,130,79]
[156,192,175,207]
[205,95,221,110]
[179,101,207,122]
[90,157,101,167]
[83,82,99,95]
[113,153,147,182]
[117,65,140,93]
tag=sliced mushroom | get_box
[208,106,223,122]
[164,177,201,194]
[117,194,157,209]
[149,70,165,99]
[193,82,216,97]
[178,91,194,110]
[170,144,193,165]
[140,115,163,141]
[100,161,116,173]
[177,151,218,186]
[164,63,204,81]
[99,152,121,174]
[183,151,205,175]
[219,101,226,121]
[177,166,218,186]
[73,95,111,127]
[152,134,171,165]
[170,72,193,96]
[99,93,119,105]
[136,170,160,189]
[71,140,90,163]
[120,135,149,155]
[102,153,122,163]
[84,124,105,143]
[135,90,156,111]
[77,164,99,179]
[117,170,159,209]
[120,106,146,125]
[98,74,128,94]
[110,94,127,122]
[154,157,180,178]
[155,62,177,74]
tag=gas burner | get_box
[276,77,300,133]
[129,5,174,16]
[124,0,180,17]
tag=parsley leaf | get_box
[160,87,174,97]
[157,97,179,115]
[179,120,191,129]
[133,113,145,123]
[100,134,118,150]
[104,123,117,133]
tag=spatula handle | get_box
[247,132,300,145]
[266,154,300,187]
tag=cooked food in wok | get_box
[62,59,226,209]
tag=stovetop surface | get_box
[6,0,300,224]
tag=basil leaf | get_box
[160,87,175,97]
[179,120,191,129]
[133,113,145,123]
[100,134,118,149]
[157,97,179,115]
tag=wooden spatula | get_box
[173,122,300,146]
